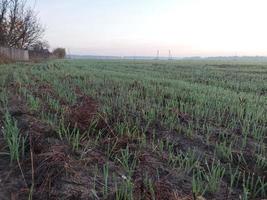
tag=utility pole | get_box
[156,50,160,60]
[67,48,72,59]
[168,50,172,60]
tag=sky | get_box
[29,0,267,57]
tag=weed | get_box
[103,163,109,198]
[205,160,225,194]
[116,146,137,177]
[192,169,207,198]
[2,112,24,164]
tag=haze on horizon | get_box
[30,0,267,57]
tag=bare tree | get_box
[0,0,9,45]
[0,0,44,49]
[30,40,49,51]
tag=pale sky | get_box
[29,0,267,57]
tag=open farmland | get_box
[0,59,266,200]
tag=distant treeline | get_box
[69,55,267,61]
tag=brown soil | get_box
[67,95,98,131]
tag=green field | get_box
[0,59,266,200]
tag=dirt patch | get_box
[134,178,192,200]
[30,82,67,106]
[171,108,191,124]
[132,149,193,199]
[67,95,98,131]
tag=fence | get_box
[0,46,29,61]
[29,49,51,60]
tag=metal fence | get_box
[0,46,29,61]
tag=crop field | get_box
[0,59,266,200]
